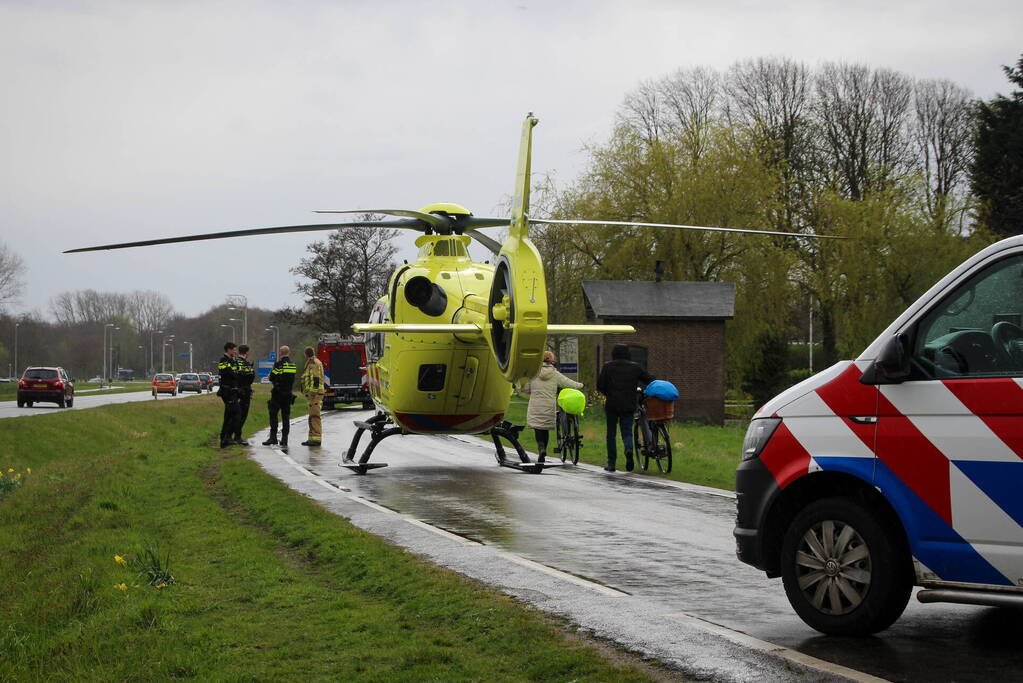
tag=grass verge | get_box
[495,400,745,491]
[0,388,654,681]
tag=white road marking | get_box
[497,551,630,597]
[663,612,889,683]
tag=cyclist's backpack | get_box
[557,387,586,416]
[644,380,679,401]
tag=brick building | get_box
[582,280,735,425]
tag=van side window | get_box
[912,254,1023,378]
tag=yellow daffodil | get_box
[155,583,167,590]
[114,555,126,565]
[6,468,11,473]
[117,583,127,591]
[26,468,31,474]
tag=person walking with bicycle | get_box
[520,350,582,462]
[597,344,654,472]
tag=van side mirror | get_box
[860,334,911,385]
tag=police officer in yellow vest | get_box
[262,345,297,452]
[232,344,256,445]
[301,346,326,447]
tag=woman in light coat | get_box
[520,351,583,461]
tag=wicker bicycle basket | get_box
[644,396,675,422]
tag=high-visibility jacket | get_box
[235,356,255,393]
[217,353,239,391]
[302,356,325,395]
[269,356,297,396]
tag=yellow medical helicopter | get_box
[68,113,838,474]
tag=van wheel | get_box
[781,497,911,636]
[57,396,66,408]
[17,398,24,408]
[66,397,73,408]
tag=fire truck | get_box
[316,333,373,410]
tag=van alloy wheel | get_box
[781,497,912,636]
[793,519,871,615]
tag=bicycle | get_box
[555,406,582,465]
[632,395,673,473]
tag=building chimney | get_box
[654,260,665,283]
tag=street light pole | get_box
[13,322,20,379]
[183,341,193,371]
[162,334,174,373]
[265,325,279,355]
[150,329,162,378]
[220,324,235,343]
[103,323,115,384]
[109,326,120,383]
[228,295,248,344]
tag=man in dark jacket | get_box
[597,344,654,472]
[217,342,240,448]
[232,344,256,444]
[262,345,297,452]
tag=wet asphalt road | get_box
[0,388,207,419]
[263,408,1023,682]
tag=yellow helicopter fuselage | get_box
[365,233,513,435]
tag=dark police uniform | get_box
[264,355,297,447]
[217,353,240,447]
[232,354,256,441]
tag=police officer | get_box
[232,344,256,444]
[301,346,326,447]
[262,345,297,451]
[217,341,241,448]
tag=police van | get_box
[735,234,1023,635]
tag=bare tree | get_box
[814,63,913,200]
[0,242,26,309]
[282,219,398,332]
[912,78,975,230]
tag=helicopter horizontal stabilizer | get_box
[352,323,482,334]
[546,324,635,335]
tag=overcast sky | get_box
[2,0,1020,319]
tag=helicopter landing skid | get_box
[340,413,397,475]
[490,420,563,474]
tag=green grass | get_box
[0,387,654,681]
[499,399,745,491]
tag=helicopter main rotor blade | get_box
[64,219,424,253]
[314,209,450,231]
[530,218,847,240]
[462,228,502,254]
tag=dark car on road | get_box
[176,372,204,394]
[197,372,213,392]
[18,367,74,408]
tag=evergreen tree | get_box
[971,53,1023,237]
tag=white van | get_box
[735,234,1023,635]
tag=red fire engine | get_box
[316,333,373,410]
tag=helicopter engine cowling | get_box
[404,275,449,317]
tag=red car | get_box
[17,367,75,408]
[152,373,177,397]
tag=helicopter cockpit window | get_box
[433,241,449,256]
[418,364,446,391]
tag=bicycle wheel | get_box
[653,421,673,473]
[633,417,649,470]
[567,414,581,465]
[556,410,569,463]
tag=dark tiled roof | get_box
[582,280,735,320]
